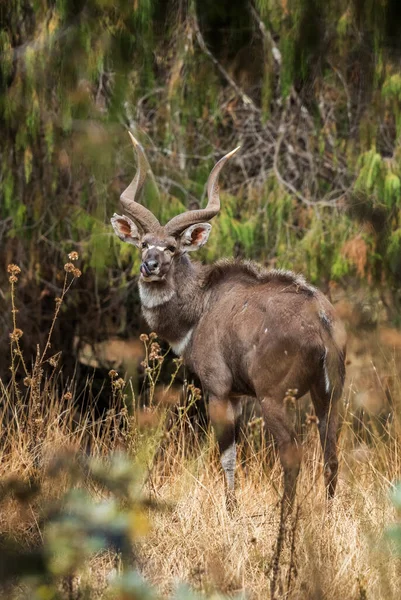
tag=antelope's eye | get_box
[167,245,176,253]
[141,242,148,249]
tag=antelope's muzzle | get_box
[140,258,159,277]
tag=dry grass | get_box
[139,419,401,600]
[1,376,400,599]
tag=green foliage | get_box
[382,73,401,103]
[206,192,257,260]
[382,72,401,135]
[354,148,401,224]
[385,482,401,555]
[355,149,383,194]
[387,228,401,276]
[336,9,352,40]
[384,173,401,209]
[280,35,295,99]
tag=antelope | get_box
[111,132,347,509]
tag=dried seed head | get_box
[108,369,118,378]
[187,384,202,400]
[106,408,116,418]
[7,264,21,276]
[9,275,18,283]
[23,377,32,387]
[55,297,62,305]
[306,414,319,426]
[63,391,73,401]
[72,267,81,278]
[68,251,79,261]
[249,417,263,429]
[49,354,60,367]
[149,342,162,361]
[112,377,125,390]
[149,332,157,340]
[64,263,75,273]
[9,328,23,342]
[139,333,149,342]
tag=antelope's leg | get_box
[311,389,339,498]
[260,397,302,509]
[209,396,242,508]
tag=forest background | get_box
[2,0,401,379]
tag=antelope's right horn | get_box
[120,132,161,233]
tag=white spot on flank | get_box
[264,328,268,334]
[170,328,194,356]
[323,346,330,394]
[139,283,175,308]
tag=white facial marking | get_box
[323,346,331,394]
[139,283,175,308]
[170,328,194,356]
[147,245,166,251]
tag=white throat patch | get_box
[170,328,194,356]
[139,283,176,308]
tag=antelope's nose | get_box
[144,259,158,272]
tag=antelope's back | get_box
[191,264,346,398]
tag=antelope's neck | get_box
[138,256,205,356]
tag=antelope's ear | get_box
[180,223,212,252]
[111,214,141,247]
